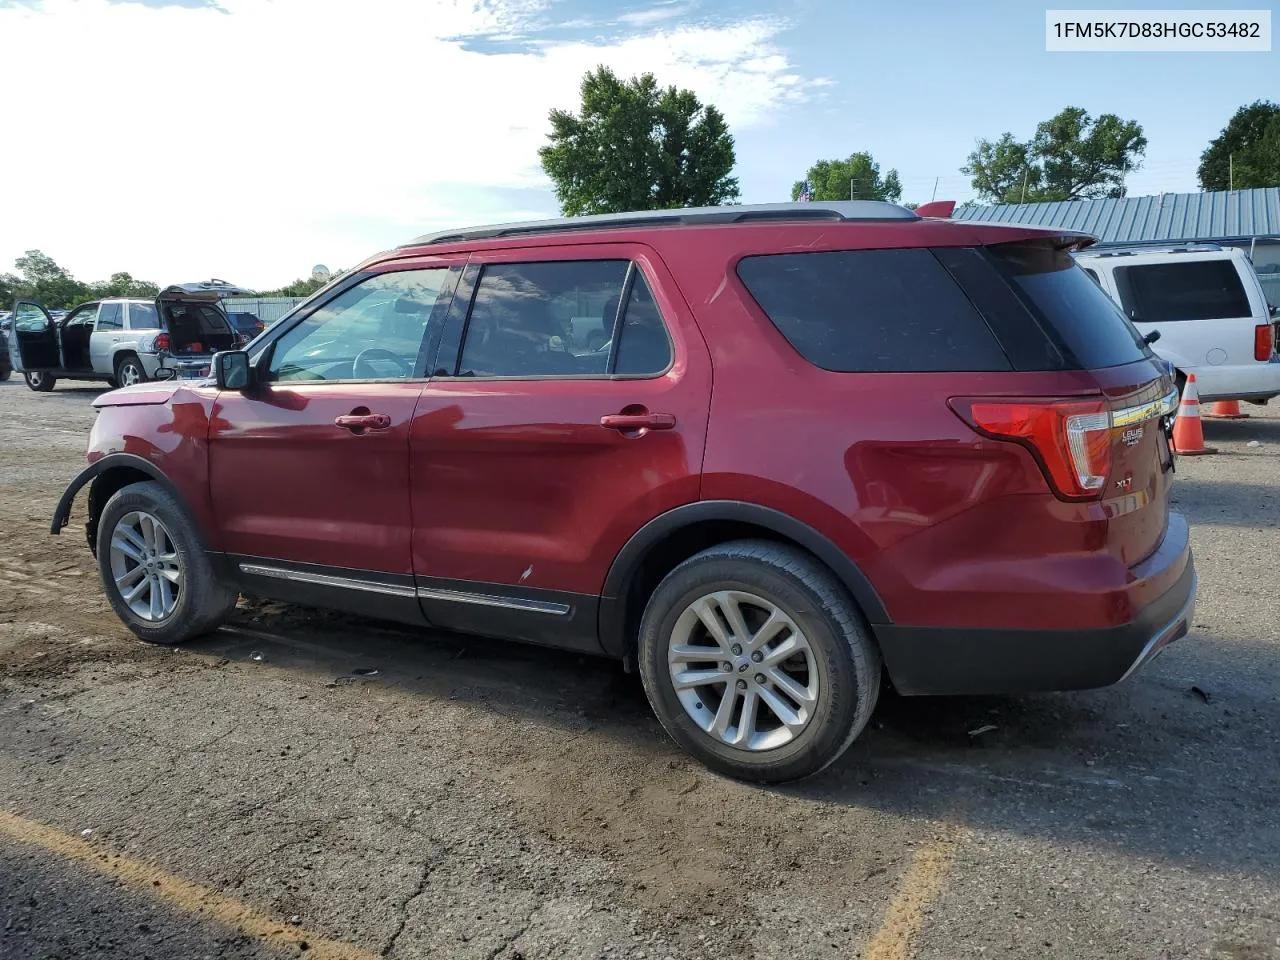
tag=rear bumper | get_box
[875,521,1196,696]
[1192,358,1280,402]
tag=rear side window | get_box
[128,303,160,330]
[1113,260,1252,322]
[735,249,1010,372]
[986,243,1150,369]
[457,260,670,378]
[97,303,123,330]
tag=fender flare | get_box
[597,500,889,658]
[51,453,199,540]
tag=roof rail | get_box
[402,201,919,247]
[1079,241,1225,258]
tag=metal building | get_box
[953,188,1280,306]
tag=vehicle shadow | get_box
[1171,477,1280,527]
[180,599,1280,885]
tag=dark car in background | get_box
[0,314,11,381]
[226,311,265,342]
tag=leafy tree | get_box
[791,152,902,203]
[964,107,1146,203]
[539,66,739,216]
[0,272,21,308]
[89,272,161,300]
[254,275,332,298]
[1198,100,1280,191]
[13,250,90,308]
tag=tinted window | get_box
[1114,260,1252,322]
[97,303,123,330]
[612,274,672,375]
[987,244,1150,369]
[128,303,160,330]
[269,269,454,382]
[459,261,630,377]
[736,249,1010,372]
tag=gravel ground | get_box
[0,378,1277,960]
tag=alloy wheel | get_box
[667,590,820,751]
[119,362,143,387]
[108,510,183,621]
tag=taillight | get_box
[1255,323,1274,361]
[154,332,170,352]
[951,397,1112,500]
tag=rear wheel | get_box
[637,540,881,783]
[97,481,237,645]
[0,365,11,382]
[24,371,55,392]
[115,354,147,387]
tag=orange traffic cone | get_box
[1172,374,1217,456]
[1203,398,1250,419]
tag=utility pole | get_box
[1229,153,1234,191]
[850,177,855,201]
[1020,167,1029,204]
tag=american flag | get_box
[798,181,813,202]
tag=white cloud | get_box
[0,0,816,289]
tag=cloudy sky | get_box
[1,0,1274,289]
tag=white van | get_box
[1076,244,1280,402]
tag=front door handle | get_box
[600,412,676,431]
[334,413,391,431]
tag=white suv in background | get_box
[1077,244,1280,402]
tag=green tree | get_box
[1198,100,1280,191]
[539,66,739,216]
[89,272,161,300]
[964,107,1146,203]
[791,152,902,202]
[13,250,90,308]
[255,275,332,298]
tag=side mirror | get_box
[214,350,252,390]
[1143,329,1161,345]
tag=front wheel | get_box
[96,481,238,644]
[637,540,881,783]
[24,371,56,391]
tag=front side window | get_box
[1114,260,1252,322]
[268,268,454,382]
[97,303,123,330]
[14,303,50,333]
[456,260,671,378]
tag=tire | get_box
[96,481,237,645]
[0,365,11,382]
[114,354,147,387]
[24,371,56,392]
[637,540,881,783]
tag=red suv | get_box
[53,202,1195,782]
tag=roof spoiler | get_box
[913,200,956,218]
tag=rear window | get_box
[987,244,1150,369]
[735,249,1010,372]
[1113,260,1252,322]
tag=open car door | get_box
[8,301,61,373]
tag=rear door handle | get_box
[334,413,391,431]
[600,412,676,431]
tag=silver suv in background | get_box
[7,281,251,391]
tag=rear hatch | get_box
[156,280,252,356]
[945,239,1177,567]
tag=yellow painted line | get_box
[0,810,380,960]
[864,824,964,960]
